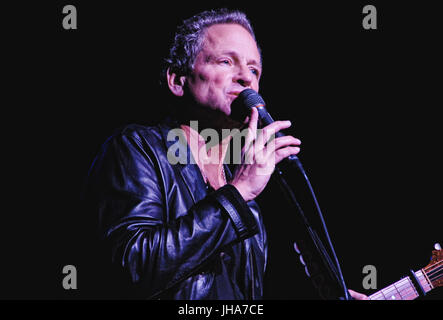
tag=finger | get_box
[260,120,292,144]
[258,136,300,162]
[273,136,301,150]
[348,289,369,300]
[273,146,300,164]
[242,108,259,164]
[248,107,259,131]
[244,108,258,146]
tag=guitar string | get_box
[426,266,442,282]
[428,269,442,281]
[371,269,441,300]
[373,285,420,300]
[371,283,416,300]
[423,259,442,272]
[380,284,413,300]
[369,260,442,300]
[371,278,410,298]
[370,288,416,300]
[376,265,443,300]
[428,267,442,278]
[394,272,432,299]
[426,262,442,276]
[369,272,434,300]
[370,277,418,300]
[391,280,418,299]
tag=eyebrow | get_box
[220,50,262,69]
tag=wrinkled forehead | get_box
[200,24,261,65]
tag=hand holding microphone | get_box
[229,89,302,202]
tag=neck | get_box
[180,123,233,189]
[368,269,433,300]
[180,123,233,164]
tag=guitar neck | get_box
[369,269,434,300]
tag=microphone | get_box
[234,88,304,171]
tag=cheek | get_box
[251,77,260,91]
[191,71,228,96]
[187,73,207,97]
[190,69,215,89]
[201,72,227,89]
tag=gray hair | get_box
[162,8,261,83]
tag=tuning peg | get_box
[434,243,441,250]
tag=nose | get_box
[233,64,253,88]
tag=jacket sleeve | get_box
[86,130,259,298]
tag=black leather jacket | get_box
[85,118,267,299]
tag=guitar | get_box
[368,244,442,300]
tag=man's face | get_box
[185,23,262,118]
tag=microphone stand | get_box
[231,88,350,299]
[274,157,351,300]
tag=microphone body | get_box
[236,89,303,171]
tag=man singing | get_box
[84,8,367,300]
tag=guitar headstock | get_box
[423,243,442,288]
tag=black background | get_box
[2,1,441,300]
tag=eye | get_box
[219,58,232,66]
[250,68,260,77]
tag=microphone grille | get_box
[238,89,265,109]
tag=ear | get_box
[166,67,186,97]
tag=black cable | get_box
[298,164,351,300]
[282,159,351,300]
